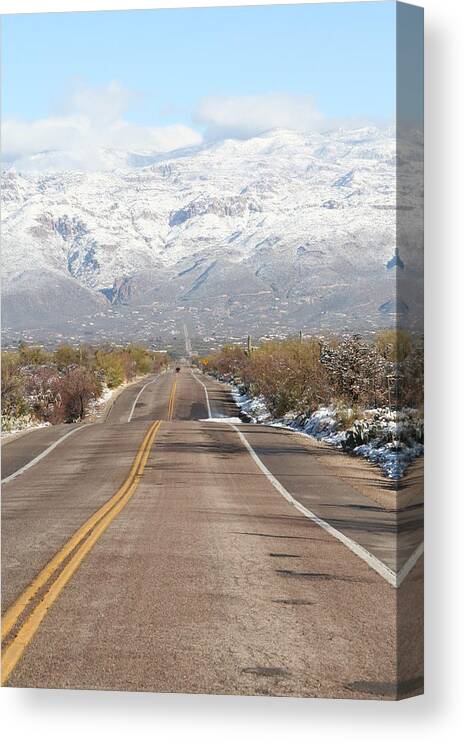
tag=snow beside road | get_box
[1,418,51,440]
[3,383,114,436]
[87,385,114,418]
[201,417,244,424]
[230,386,423,480]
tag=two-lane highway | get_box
[1,368,423,698]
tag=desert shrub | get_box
[1,363,30,424]
[203,344,248,381]
[203,339,329,417]
[200,333,425,417]
[57,368,101,422]
[341,407,424,452]
[243,339,328,416]
[399,338,424,408]
[119,351,137,381]
[127,345,153,375]
[53,344,81,370]
[2,350,21,373]
[93,345,162,387]
[18,342,51,366]
[333,403,363,430]
[23,366,62,423]
[320,335,390,407]
[95,351,125,388]
[376,329,412,363]
[2,341,162,430]
[152,351,169,373]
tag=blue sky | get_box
[1,2,397,159]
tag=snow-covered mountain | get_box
[1,127,423,343]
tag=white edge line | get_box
[191,371,212,419]
[1,425,88,485]
[128,377,159,422]
[395,541,424,586]
[230,423,423,589]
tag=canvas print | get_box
[1,2,424,699]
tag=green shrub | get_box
[95,351,125,388]
[53,344,81,370]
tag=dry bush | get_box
[376,329,412,362]
[152,352,170,373]
[203,339,329,417]
[2,341,165,429]
[18,342,51,366]
[320,335,390,407]
[243,339,328,416]
[23,366,62,423]
[1,360,30,422]
[201,333,422,417]
[399,338,424,408]
[53,344,81,370]
[57,368,101,422]
[204,344,248,381]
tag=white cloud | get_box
[2,84,333,171]
[64,80,136,126]
[2,81,202,171]
[195,93,326,140]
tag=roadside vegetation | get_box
[198,331,424,478]
[1,342,169,432]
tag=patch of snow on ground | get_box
[231,389,271,423]
[88,384,114,416]
[200,417,243,424]
[223,380,422,479]
[1,418,51,439]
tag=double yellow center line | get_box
[1,419,162,685]
[167,377,177,421]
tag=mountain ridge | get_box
[1,126,423,343]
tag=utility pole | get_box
[299,330,303,344]
[247,335,252,356]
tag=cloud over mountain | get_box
[195,93,326,140]
[3,80,335,171]
[2,81,202,170]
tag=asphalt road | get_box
[1,368,423,699]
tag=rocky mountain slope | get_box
[1,127,422,343]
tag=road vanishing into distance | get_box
[1,368,423,699]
